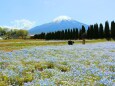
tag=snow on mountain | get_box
[53,16,72,22]
[29,16,89,35]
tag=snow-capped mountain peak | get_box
[53,16,72,22]
[29,16,89,34]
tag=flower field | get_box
[0,42,115,86]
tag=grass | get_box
[0,39,66,51]
[0,39,113,52]
[0,41,115,85]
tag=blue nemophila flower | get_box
[0,42,115,85]
[39,79,56,86]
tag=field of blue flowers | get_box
[0,42,115,86]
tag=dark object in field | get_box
[81,33,86,45]
[82,39,85,45]
[68,40,74,45]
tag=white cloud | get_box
[1,19,36,30]
[11,19,36,30]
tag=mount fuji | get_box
[29,16,89,34]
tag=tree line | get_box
[0,27,28,39]
[32,21,115,40]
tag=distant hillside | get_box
[29,16,89,34]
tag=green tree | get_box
[94,23,99,39]
[61,30,65,40]
[88,25,94,39]
[78,26,86,39]
[99,23,104,39]
[87,27,90,39]
[104,21,110,40]
[81,25,86,34]
[111,21,115,39]
[71,28,78,40]
[17,29,28,39]
[78,29,82,39]
[67,29,70,39]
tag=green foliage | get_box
[23,72,33,82]
[32,20,115,40]
[87,25,94,39]
[57,65,70,72]
[104,21,110,40]
[41,70,53,79]
[16,29,28,39]
[0,81,8,86]
[111,21,115,39]
[33,28,79,40]
[81,25,86,34]
[94,23,99,39]
[0,27,28,39]
[99,23,104,39]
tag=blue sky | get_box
[0,0,115,29]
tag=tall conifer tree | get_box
[111,21,115,39]
[105,21,110,39]
[99,23,104,39]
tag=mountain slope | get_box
[29,16,89,34]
